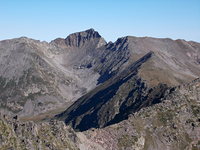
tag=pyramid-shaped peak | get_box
[66,28,101,39]
[65,28,103,47]
[85,28,95,32]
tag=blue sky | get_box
[0,0,200,42]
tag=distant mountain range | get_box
[0,29,200,150]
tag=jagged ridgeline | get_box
[56,52,172,131]
[0,29,200,150]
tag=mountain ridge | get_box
[0,28,200,150]
[2,28,200,45]
[56,51,171,131]
[1,28,200,118]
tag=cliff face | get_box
[64,28,103,47]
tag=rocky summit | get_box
[0,29,200,150]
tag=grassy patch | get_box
[157,110,174,125]
[117,134,138,149]
[191,105,200,117]
[0,119,18,150]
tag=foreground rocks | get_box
[0,114,79,150]
[0,78,200,150]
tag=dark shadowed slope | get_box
[82,78,200,150]
[56,52,171,131]
[56,33,200,131]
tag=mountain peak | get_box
[84,28,96,33]
[65,28,103,47]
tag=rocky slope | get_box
[0,77,199,150]
[56,52,170,131]
[83,78,200,150]
[0,114,79,150]
[57,38,200,131]
[0,29,107,117]
[1,29,200,118]
[0,29,200,150]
